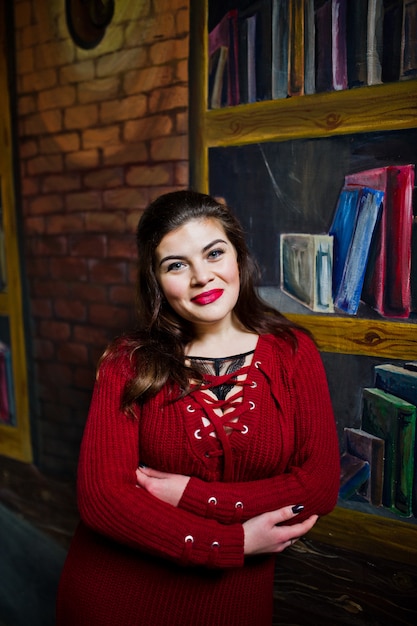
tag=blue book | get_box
[339,452,370,500]
[334,187,384,315]
[329,186,362,299]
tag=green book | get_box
[362,387,416,517]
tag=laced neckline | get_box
[188,350,255,400]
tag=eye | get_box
[166,261,186,272]
[207,248,225,260]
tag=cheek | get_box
[159,276,185,302]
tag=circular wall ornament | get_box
[66,0,115,49]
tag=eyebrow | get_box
[158,238,228,267]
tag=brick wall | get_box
[13,0,190,477]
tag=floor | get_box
[0,455,416,626]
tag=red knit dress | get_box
[56,331,340,626]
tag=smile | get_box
[191,289,224,305]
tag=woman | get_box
[56,190,340,625]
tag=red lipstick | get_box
[191,289,223,305]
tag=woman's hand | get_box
[243,506,318,555]
[135,466,190,507]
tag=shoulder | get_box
[96,336,137,382]
[260,328,318,359]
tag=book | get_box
[362,387,416,517]
[280,233,334,313]
[334,187,384,315]
[329,186,363,299]
[374,362,417,516]
[209,46,229,109]
[345,164,415,318]
[344,427,385,505]
[401,0,417,80]
[346,0,368,87]
[315,0,347,92]
[382,0,405,82]
[238,12,257,103]
[0,342,15,425]
[339,452,371,500]
[288,0,305,96]
[238,0,273,102]
[208,9,240,107]
[272,0,289,99]
[367,0,384,85]
[304,0,315,94]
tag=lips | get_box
[191,289,224,305]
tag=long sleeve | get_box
[178,332,340,524]
[77,352,244,569]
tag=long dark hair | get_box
[111,190,301,408]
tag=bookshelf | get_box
[189,0,417,564]
[0,7,32,462]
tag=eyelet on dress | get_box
[254,361,261,368]
[194,429,202,439]
[211,541,220,548]
[208,496,217,505]
[187,404,195,412]
[250,381,257,388]
[249,401,255,410]
[184,535,194,543]
[241,424,249,434]
[235,501,243,509]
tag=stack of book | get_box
[208,0,417,108]
[280,163,415,317]
[340,361,417,518]
[0,341,15,425]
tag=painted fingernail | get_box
[138,464,146,469]
[292,504,304,514]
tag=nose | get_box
[190,261,213,286]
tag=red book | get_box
[344,164,415,318]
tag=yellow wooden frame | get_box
[189,1,417,564]
[0,6,32,462]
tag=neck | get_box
[186,316,258,358]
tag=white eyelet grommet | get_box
[254,361,261,368]
[208,496,217,505]
[211,541,220,548]
[185,535,194,543]
[194,429,202,439]
[241,424,249,434]
[249,401,255,410]
[235,501,243,509]
[250,381,257,388]
[187,404,195,412]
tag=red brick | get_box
[73,324,110,345]
[89,259,127,284]
[150,134,188,161]
[31,278,71,298]
[66,191,102,212]
[126,163,173,186]
[27,154,64,175]
[29,194,64,215]
[64,104,98,130]
[18,95,37,116]
[49,257,89,281]
[123,65,173,95]
[149,85,188,114]
[21,68,57,92]
[124,115,172,142]
[59,61,95,84]
[42,173,81,193]
[85,211,127,233]
[149,37,189,66]
[70,234,107,258]
[175,160,189,185]
[65,149,100,170]
[176,110,188,133]
[73,366,96,390]
[82,126,120,149]
[25,216,46,235]
[19,140,38,158]
[24,110,62,135]
[57,342,89,365]
[176,7,190,35]
[89,303,131,329]
[126,209,144,232]
[38,362,73,388]
[38,319,71,341]
[96,48,147,78]
[35,42,75,70]
[114,1,151,24]
[33,338,55,360]
[83,169,124,190]
[78,76,120,104]
[71,284,107,304]
[100,95,147,123]
[38,85,76,111]
[31,298,53,318]
[107,235,137,259]
[45,214,85,235]
[16,47,34,74]
[31,235,68,256]
[14,2,32,29]
[109,284,135,306]
[102,142,148,166]
[40,133,80,154]
[54,298,87,322]
[23,257,49,278]
[21,177,40,196]
[103,187,148,210]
